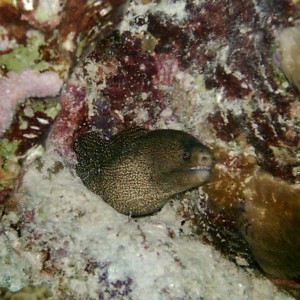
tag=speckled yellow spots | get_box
[73,127,214,216]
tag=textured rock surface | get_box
[1,0,300,299]
[0,0,128,204]
[0,0,128,75]
[0,150,293,299]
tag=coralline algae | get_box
[0,0,129,211]
[0,0,129,74]
[1,0,300,299]
[0,70,63,136]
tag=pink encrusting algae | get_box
[47,84,87,160]
[0,70,63,136]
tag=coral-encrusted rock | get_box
[0,0,129,76]
[0,150,293,299]
[203,153,300,279]
[0,0,128,201]
[1,0,300,298]
[0,70,63,136]
[69,0,300,184]
[0,0,129,141]
[47,84,88,159]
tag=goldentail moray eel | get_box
[73,127,214,216]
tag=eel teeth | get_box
[189,165,211,171]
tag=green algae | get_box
[0,138,20,190]
[0,30,51,72]
[0,284,52,299]
[0,139,19,165]
[140,33,159,53]
[30,98,60,119]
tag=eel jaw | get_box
[183,164,213,186]
[189,165,212,172]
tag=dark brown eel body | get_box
[73,127,214,216]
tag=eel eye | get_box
[181,150,191,160]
